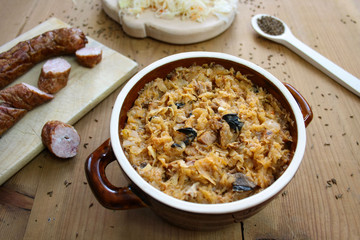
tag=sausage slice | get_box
[0,82,53,110]
[41,120,80,158]
[0,28,88,89]
[38,58,71,94]
[75,47,102,68]
[0,105,27,136]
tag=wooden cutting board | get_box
[102,0,237,44]
[0,18,138,185]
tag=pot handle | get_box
[85,138,146,210]
[284,83,313,127]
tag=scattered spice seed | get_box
[47,191,53,197]
[281,190,288,197]
[331,178,337,185]
[326,178,337,188]
[324,143,330,146]
[84,143,89,149]
[64,180,72,188]
[335,194,343,200]
[89,203,94,208]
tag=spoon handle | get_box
[279,33,360,97]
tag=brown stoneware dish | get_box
[85,52,313,230]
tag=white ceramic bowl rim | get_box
[110,51,306,214]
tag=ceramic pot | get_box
[85,52,313,230]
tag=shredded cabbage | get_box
[118,0,238,22]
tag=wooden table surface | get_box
[1,0,359,239]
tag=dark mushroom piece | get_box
[232,173,256,192]
[171,143,182,148]
[252,85,260,93]
[177,127,197,145]
[222,114,244,133]
[175,102,185,109]
[139,162,148,168]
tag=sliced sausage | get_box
[0,82,53,110]
[0,28,88,89]
[0,105,27,136]
[75,47,102,68]
[38,58,71,94]
[41,120,80,158]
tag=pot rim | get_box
[110,51,306,214]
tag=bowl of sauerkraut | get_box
[85,51,312,230]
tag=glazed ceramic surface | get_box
[87,52,312,230]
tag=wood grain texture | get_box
[0,0,359,239]
[0,18,138,185]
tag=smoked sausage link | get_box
[0,28,88,89]
[41,120,80,158]
[0,105,27,136]
[0,82,53,110]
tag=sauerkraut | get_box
[118,0,238,22]
[120,63,294,204]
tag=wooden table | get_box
[1,0,359,239]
